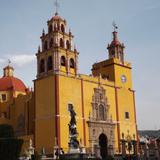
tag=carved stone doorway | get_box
[99,133,108,159]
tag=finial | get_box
[54,0,60,15]
[112,21,118,32]
[74,44,77,52]
[42,29,45,36]
[69,28,72,36]
[38,46,41,53]
[8,59,11,66]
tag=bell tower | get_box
[34,10,80,153]
[92,27,132,88]
[107,31,125,63]
[36,12,79,79]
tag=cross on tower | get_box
[8,59,11,66]
[54,0,60,15]
[112,21,118,31]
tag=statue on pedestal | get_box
[68,104,80,153]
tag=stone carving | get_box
[87,86,115,157]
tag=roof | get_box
[0,76,27,92]
[110,31,121,46]
[3,65,14,70]
[52,12,63,21]
[110,39,121,46]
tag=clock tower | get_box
[92,29,132,89]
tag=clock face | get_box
[121,75,127,83]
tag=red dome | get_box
[52,12,63,21]
[0,76,27,92]
[111,40,121,46]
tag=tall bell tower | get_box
[36,12,79,79]
[34,11,79,153]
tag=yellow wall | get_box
[58,75,83,150]
[35,76,56,154]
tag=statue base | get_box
[60,153,98,160]
[68,148,80,154]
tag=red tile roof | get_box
[0,76,27,92]
[111,40,121,46]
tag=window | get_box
[49,25,53,33]
[1,112,7,118]
[47,56,53,71]
[125,112,129,119]
[44,41,48,50]
[54,24,57,31]
[61,24,65,33]
[60,38,64,48]
[70,58,75,68]
[66,40,71,50]
[49,38,53,48]
[40,59,45,73]
[61,56,66,66]
[102,75,109,80]
[2,94,6,101]
[111,50,115,57]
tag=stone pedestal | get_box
[60,153,98,160]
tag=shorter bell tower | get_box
[107,31,125,63]
[92,27,132,88]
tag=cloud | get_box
[0,54,35,67]
[0,58,5,64]
[10,54,35,67]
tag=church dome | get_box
[0,76,27,92]
[0,65,27,92]
[52,12,63,21]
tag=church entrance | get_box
[99,133,108,159]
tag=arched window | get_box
[47,56,53,71]
[61,56,66,66]
[66,40,71,50]
[60,38,64,48]
[40,59,45,73]
[57,24,60,30]
[70,58,75,68]
[54,24,57,31]
[44,41,48,50]
[99,104,105,120]
[49,25,53,33]
[110,50,115,58]
[61,24,65,33]
[49,38,53,48]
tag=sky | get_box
[0,0,160,130]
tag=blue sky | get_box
[0,0,160,130]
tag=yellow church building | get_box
[0,10,138,156]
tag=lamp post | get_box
[131,134,137,158]
[120,133,126,158]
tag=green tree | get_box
[0,124,23,160]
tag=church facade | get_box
[0,11,138,156]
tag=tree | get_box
[0,124,23,160]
